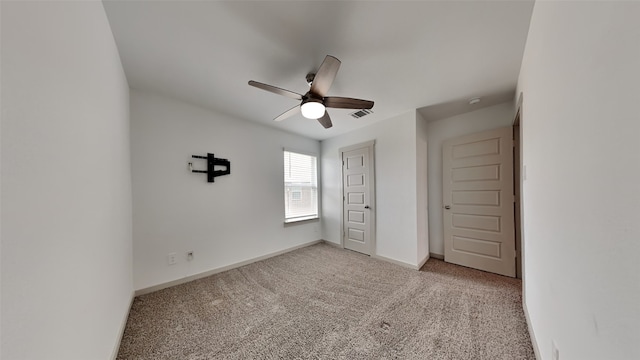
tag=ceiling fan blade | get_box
[248,80,303,100]
[316,111,333,129]
[274,105,300,122]
[324,97,374,110]
[310,55,341,97]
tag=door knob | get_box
[444,205,451,210]
[364,205,370,209]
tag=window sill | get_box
[284,216,319,226]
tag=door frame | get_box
[513,93,525,281]
[339,140,376,255]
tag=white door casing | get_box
[341,141,375,255]
[442,127,516,277]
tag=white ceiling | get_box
[103,0,534,140]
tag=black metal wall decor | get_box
[189,153,230,183]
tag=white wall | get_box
[416,112,429,265]
[517,2,640,359]
[131,89,321,290]
[0,2,3,356]
[426,103,514,255]
[1,2,133,359]
[321,111,420,267]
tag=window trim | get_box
[283,148,320,224]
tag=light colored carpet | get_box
[117,243,534,359]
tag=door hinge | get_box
[343,196,345,201]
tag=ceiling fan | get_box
[248,55,374,129]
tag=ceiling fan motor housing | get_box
[306,73,315,87]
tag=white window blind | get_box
[284,150,318,222]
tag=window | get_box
[284,150,318,222]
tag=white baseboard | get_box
[417,253,430,270]
[321,239,343,248]
[134,240,323,296]
[111,290,134,360]
[523,298,541,360]
[373,254,422,270]
[327,241,426,271]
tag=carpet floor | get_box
[117,243,534,359]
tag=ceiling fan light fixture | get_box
[300,99,325,119]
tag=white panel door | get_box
[443,127,516,277]
[342,146,373,255]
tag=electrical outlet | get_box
[552,341,559,360]
[167,253,177,265]
[186,251,194,261]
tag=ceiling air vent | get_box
[350,109,374,119]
